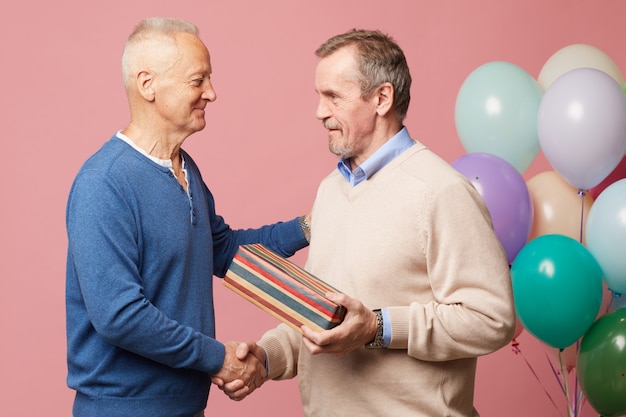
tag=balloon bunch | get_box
[454,43,626,417]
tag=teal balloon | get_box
[455,61,543,174]
[577,308,626,417]
[511,234,603,348]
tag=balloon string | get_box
[557,349,576,417]
[574,357,580,417]
[577,189,586,243]
[544,350,566,396]
[576,386,586,417]
[573,340,582,417]
[512,340,566,417]
[545,349,582,416]
[554,345,585,417]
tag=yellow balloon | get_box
[526,171,594,243]
[538,43,624,91]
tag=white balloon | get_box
[538,43,624,91]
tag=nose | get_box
[202,80,217,102]
[315,97,328,120]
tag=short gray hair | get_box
[316,29,412,123]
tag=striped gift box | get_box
[224,243,346,332]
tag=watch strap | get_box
[365,309,384,349]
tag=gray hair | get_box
[316,29,412,123]
[121,17,199,87]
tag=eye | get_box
[191,78,204,87]
[323,92,338,102]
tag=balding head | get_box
[121,17,199,91]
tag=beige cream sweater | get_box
[259,142,516,417]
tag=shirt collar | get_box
[115,131,186,170]
[337,126,414,186]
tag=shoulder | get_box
[395,145,470,191]
[69,137,151,201]
[78,137,134,175]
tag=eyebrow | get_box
[317,86,340,97]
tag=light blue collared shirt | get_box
[337,126,414,187]
[336,126,415,347]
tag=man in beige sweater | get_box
[216,29,516,416]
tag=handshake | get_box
[210,291,379,401]
[211,341,266,401]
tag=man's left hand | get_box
[301,292,378,355]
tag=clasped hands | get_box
[213,292,378,401]
[211,341,267,401]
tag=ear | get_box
[136,70,156,102]
[375,82,394,117]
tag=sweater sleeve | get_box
[388,178,516,360]
[258,324,303,380]
[201,183,309,278]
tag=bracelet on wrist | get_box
[365,309,384,349]
[299,215,311,243]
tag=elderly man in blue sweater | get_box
[65,17,310,417]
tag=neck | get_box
[121,123,184,162]
[349,123,402,169]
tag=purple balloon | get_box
[453,152,534,263]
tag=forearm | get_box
[212,216,309,277]
[258,323,302,380]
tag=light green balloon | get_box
[455,61,543,174]
[586,178,626,294]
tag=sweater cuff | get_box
[203,339,226,375]
[258,337,288,380]
[386,306,410,349]
[278,217,310,257]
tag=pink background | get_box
[2,1,624,416]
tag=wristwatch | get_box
[299,215,311,243]
[365,309,384,349]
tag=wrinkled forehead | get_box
[315,46,361,88]
[173,33,212,69]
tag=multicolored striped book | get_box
[224,243,346,332]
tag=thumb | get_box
[326,291,348,306]
[235,341,251,360]
[211,376,225,387]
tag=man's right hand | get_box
[211,341,267,401]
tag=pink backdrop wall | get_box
[2,1,625,415]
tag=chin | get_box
[193,119,207,132]
[329,144,352,159]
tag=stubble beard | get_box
[328,132,354,160]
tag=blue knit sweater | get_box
[66,136,307,417]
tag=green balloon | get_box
[454,61,543,174]
[511,234,603,349]
[577,308,626,417]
